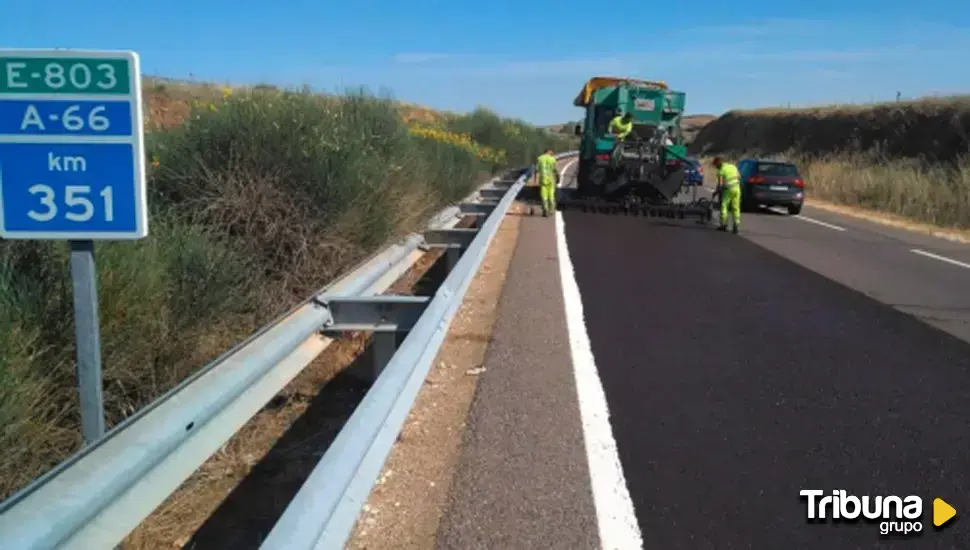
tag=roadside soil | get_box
[120,219,475,549]
[111,167,539,549]
[805,197,970,244]
[343,196,529,550]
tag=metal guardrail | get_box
[0,151,578,550]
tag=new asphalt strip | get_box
[562,210,970,549]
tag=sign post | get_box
[0,49,147,445]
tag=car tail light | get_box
[666,159,682,167]
[793,178,805,187]
[699,167,704,174]
[748,175,765,184]
[596,154,610,161]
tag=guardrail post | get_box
[479,187,506,201]
[372,332,398,380]
[424,228,478,274]
[446,247,461,272]
[459,202,497,216]
[319,295,430,382]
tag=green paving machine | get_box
[559,76,712,221]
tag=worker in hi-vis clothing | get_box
[533,148,560,216]
[712,157,741,234]
[609,112,634,141]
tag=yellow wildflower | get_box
[407,122,506,166]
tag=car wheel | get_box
[788,204,802,215]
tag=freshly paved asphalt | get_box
[436,159,970,548]
[719,198,970,346]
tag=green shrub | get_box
[446,107,574,167]
[0,84,569,499]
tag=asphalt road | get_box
[696,186,970,345]
[437,159,970,549]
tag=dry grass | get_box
[794,153,970,228]
[733,94,970,116]
[398,101,459,125]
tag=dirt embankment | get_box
[688,97,970,162]
[681,114,716,145]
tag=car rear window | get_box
[757,162,799,177]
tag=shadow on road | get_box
[184,250,453,549]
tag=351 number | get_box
[27,185,114,223]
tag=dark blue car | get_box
[684,157,704,185]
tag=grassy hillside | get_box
[689,96,970,228]
[0,76,572,499]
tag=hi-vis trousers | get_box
[720,183,740,228]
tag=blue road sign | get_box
[0,50,147,240]
[0,100,134,136]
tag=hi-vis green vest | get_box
[718,163,740,187]
[609,115,633,139]
[536,153,557,185]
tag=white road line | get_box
[559,159,578,187]
[554,212,643,550]
[792,215,846,232]
[910,248,970,270]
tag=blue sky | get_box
[3,1,969,125]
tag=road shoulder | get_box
[344,200,528,550]
[806,198,970,244]
[434,212,600,550]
